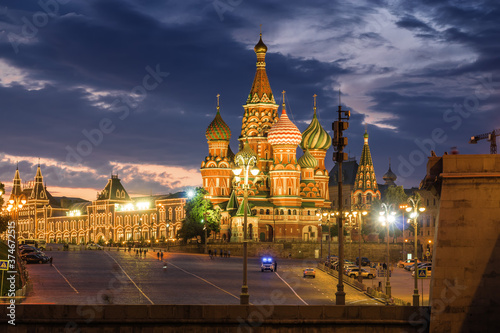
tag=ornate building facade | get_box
[201,34,332,242]
[351,130,381,207]
[5,166,186,244]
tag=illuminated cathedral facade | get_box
[201,34,333,242]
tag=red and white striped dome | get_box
[267,109,302,146]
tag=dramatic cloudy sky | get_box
[0,0,499,200]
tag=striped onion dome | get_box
[298,150,318,169]
[300,109,331,150]
[267,108,302,146]
[206,108,231,141]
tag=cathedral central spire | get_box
[246,32,275,105]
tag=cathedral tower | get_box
[267,91,302,207]
[240,33,280,194]
[300,95,332,205]
[352,130,381,207]
[201,95,233,204]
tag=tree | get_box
[371,186,409,241]
[177,187,221,243]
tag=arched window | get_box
[266,209,270,215]
[260,209,264,215]
[288,209,291,215]
[293,210,297,215]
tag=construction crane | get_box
[469,129,500,154]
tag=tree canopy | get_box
[177,187,221,243]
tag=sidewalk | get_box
[369,267,431,306]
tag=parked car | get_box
[86,243,103,250]
[398,259,421,268]
[303,268,316,278]
[346,267,375,279]
[20,247,40,255]
[355,257,371,266]
[411,263,432,272]
[22,253,50,264]
[344,264,358,274]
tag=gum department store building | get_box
[6,165,185,244]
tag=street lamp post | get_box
[352,209,368,283]
[399,204,408,261]
[379,203,396,298]
[406,196,426,306]
[233,141,258,305]
[316,210,338,262]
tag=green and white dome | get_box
[298,150,318,169]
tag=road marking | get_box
[52,264,79,294]
[105,252,154,305]
[167,261,244,303]
[274,272,308,305]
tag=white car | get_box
[86,243,103,250]
[346,267,375,279]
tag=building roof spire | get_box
[282,90,286,114]
[313,94,317,116]
[354,129,379,193]
[247,32,274,104]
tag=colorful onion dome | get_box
[300,96,331,150]
[254,33,267,54]
[206,95,231,141]
[298,150,318,169]
[267,92,302,146]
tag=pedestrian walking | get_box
[228,250,230,258]
[160,252,164,260]
[214,249,217,257]
[157,252,160,260]
[274,260,278,272]
[49,256,53,266]
[220,250,223,258]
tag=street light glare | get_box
[232,168,242,176]
[419,207,426,212]
[406,207,412,212]
[250,167,259,176]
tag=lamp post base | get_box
[413,291,420,306]
[335,290,346,305]
[385,282,391,298]
[240,286,249,305]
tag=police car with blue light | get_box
[261,257,275,272]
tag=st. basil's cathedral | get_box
[201,34,360,243]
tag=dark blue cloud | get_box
[0,0,498,194]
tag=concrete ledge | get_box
[0,305,430,332]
